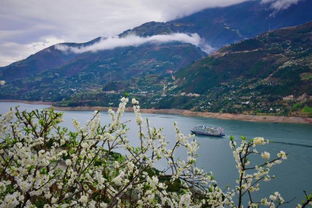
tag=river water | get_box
[0,101,311,207]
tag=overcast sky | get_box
[0,0,301,66]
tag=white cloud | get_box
[0,0,250,42]
[55,33,214,54]
[261,0,302,10]
[0,0,249,66]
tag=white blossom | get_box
[253,137,266,145]
[277,151,287,160]
[65,159,72,166]
[79,195,88,204]
[261,152,271,160]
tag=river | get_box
[0,101,311,207]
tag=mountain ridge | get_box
[2,0,312,71]
[121,0,312,47]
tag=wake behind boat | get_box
[191,125,225,137]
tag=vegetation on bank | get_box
[1,98,311,207]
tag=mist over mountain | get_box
[55,33,212,54]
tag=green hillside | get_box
[172,22,312,116]
[0,42,204,101]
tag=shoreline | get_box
[55,106,312,124]
[1,99,311,124]
[0,99,54,105]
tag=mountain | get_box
[0,38,102,80]
[0,42,204,101]
[169,22,312,116]
[121,0,312,48]
[0,0,312,113]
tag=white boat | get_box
[191,125,225,137]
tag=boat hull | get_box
[191,130,225,137]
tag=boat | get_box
[191,125,225,137]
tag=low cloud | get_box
[261,0,302,10]
[55,33,214,54]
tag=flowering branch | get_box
[0,98,293,207]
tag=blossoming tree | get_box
[0,98,310,207]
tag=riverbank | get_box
[0,99,54,105]
[54,106,312,124]
[1,99,311,124]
